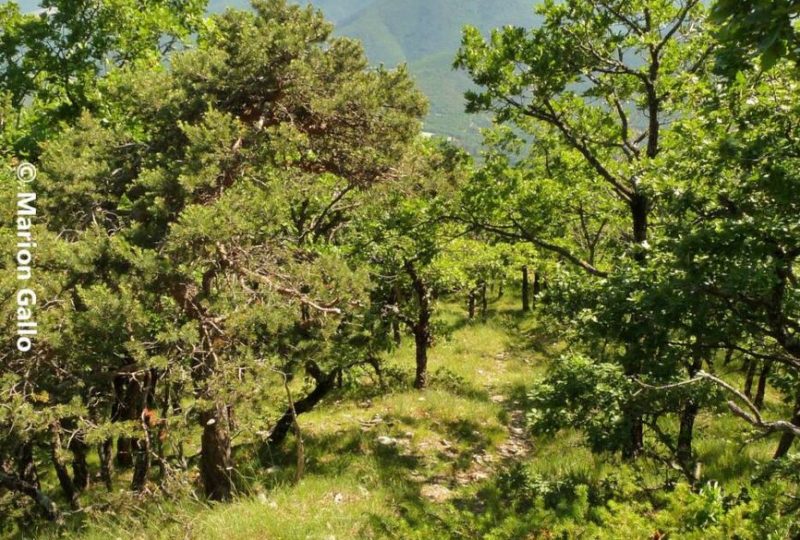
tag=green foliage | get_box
[528,354,633,452]
[712,0,800,71]
[0,0,205,155]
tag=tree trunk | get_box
[522,266,530,312]
[774,390,800,459]
[68,432,90,492]
[131,411,152,492]
[623,417,644,459]
[480,280,488,317]
[743,357,756,399]
[630,194,648,251]
[622,192,649,458]
[50,424,79,509]
[131,371,157,491]
[405,261,432,389]
[676,353,704,484]
[16,442,40,489]
[199,403,233,501]
[113,375,138,468]
[754,360,773,410]
[414,328,430,389]
[677,400,699,482]
[468,289,476,319]
[391,284,402,344]
[392,319,402,345]
[265,369,338,449]
[99,439,113,491]
[533,271,541,298]
[723,347,734,366]
[621,352,645,459]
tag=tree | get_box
[358,139,471,388]
[457,0,711,457]
[652,61,800,459]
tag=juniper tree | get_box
[1,0,426,509]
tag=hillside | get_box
[334,0,540,149]
[208,0,375,22]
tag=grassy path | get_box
[63,300,547,539]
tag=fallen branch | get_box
[635,371,800,438]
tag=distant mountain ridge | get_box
[333,0,540,149]
[16,0,543,151]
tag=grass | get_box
[13,290,797,539]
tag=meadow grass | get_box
[26,292,795,539]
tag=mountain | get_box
[208,0,375,22]
[15,0,543,151]
[334,0,540,150]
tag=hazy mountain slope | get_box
[208,0,376,22]
[338,0,538,65]
[335,0,541,149]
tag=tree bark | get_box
[723,347,734,366]
[405,261,432,389]
[480,280,488,317]
[676,353,704,484]
[677,401,699,481]
[468,289,476,319]
[622,192,650,458]
[131,371,157,492]
[50,423,79,509]
[131,411,152,492]
[113,375,139,468]
[522,266,530,312]
[774,390,800,459]
[266,369,339,449]
[68,432,90,492]
[392,319,402,345]
[391,284,402,344]
[533,271,541,298]
[414,328,430,389]
[199,403,233,501]
[623,417,644,459]
[99,439,114,491]
[16,442,39,489]
[754,360,773,409]
[743,357,756,399]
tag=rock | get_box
[420,484,453,502]
[376,435,399,446]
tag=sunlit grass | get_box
[28,291,798,539]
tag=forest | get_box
[1,0,800,538]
